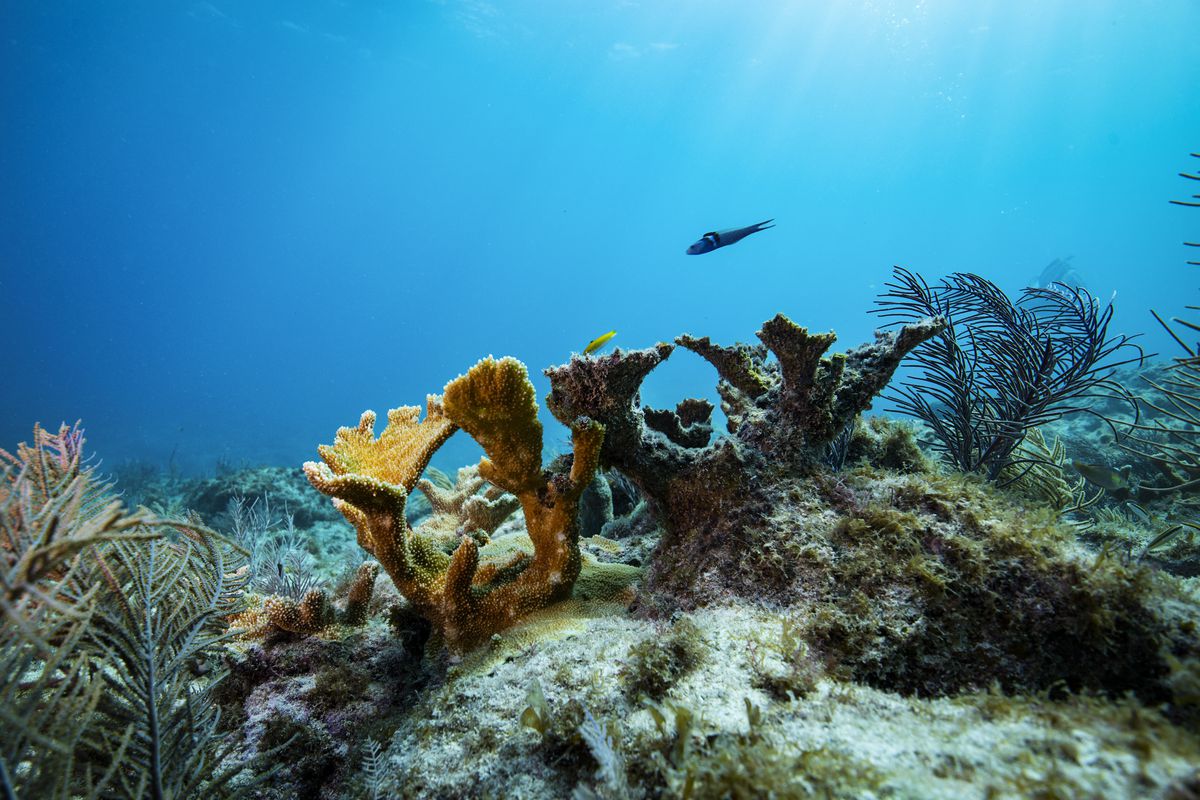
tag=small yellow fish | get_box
[583,330,616,355]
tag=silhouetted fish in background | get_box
[1032,256,1087,291]
[686,219,775,255]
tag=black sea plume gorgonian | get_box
[872,267,1144,481]
[1115,152,1200,494]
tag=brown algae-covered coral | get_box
[544,313,943,605]
[541,313,1200,710]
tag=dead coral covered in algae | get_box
[545,312,944,605]
[304,356,605,650]
[539,314,1200,710]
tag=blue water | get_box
[3,1,1198,473]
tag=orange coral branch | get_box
[303,356,605,650]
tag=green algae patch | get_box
[305,664,371,715]
[796,470,1194,701]
[259,713,342,797]
[621,617,707,702]
[845,415,931,473]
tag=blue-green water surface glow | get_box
[2,1,1198,471]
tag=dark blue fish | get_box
[686,219,774,255]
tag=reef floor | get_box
[114,415,1200,800]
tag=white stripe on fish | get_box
[686,219,775,255]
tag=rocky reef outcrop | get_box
[545,313,944,606]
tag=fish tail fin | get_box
[755,219,775,230]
